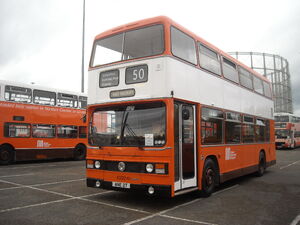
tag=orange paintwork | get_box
[0,101,87,159]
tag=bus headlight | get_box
[146,164,154,173]
[148,186,155,195]
[94,161,101,169]
[118,162,126,171]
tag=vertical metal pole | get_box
[81,0,86,93]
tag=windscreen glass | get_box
[90,102,166,147]
[91,25,164,67]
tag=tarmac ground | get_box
[0,148,299,225]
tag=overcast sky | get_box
[1,0,300,114]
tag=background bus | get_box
[86,16,276,197]
[0,80,87,164]
[275,113,300,149]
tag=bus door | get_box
[174,103,197,191]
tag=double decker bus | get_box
[275,113,300,149]
[86,16,276,197]
[0,80,87,164]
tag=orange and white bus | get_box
[86,16,276,197]
[275,113,300,149]
[0,80,88,164]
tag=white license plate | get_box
[112,182,131,189]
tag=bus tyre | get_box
[256,152,266,177]
[0,145,14,165]
[74,144,86,161]
[201,158,218,197]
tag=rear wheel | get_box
[74,144,86,160]
[256,151,266,177]
[201,158,219,197]
[0,145,15,165]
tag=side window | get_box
[32,124,55,138]
[253,76,264,95]
[265,120,270,142]
[263,81,272,98]
[171,27,197,65]
[4,123,31,138]
[222,58,239,83]
[255,119,266,142]
[79,126,87,138]
[201,107,223,144]
[4,85,32,103]
[198,44,221,75]
[79,96,87,109]
[239,67,253,89]
[33,89,56,106]
[242,115,254,143]
[225,112,241,143]
[57,93,78,108]
[57,125,78,138]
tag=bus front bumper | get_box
[86,178,171,197]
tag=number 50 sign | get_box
[125,64,148,84]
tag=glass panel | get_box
[57,125,78,138]
[182,105,195,179]
[4,123,31,138]
[263,81,272,98]
[201,107,223,144]
[92,33,123,66]
[90,102,166,147]
[32,124,55,138]
[253,76,264,94]
[123,25,164,59]
[91,25,164,67]
[225,121,241,143]
[5,85,32,103]
[174,104,180,182]
[242,124,255,143]
[57,93,78,108]
[79,96,87,109]
[33,89,56,106]
[223,58,239,83]
[79,126,87,138]
[239,67,253,89]
[199,44,221,75]
[171,27,197,64]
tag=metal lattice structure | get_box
[228,52,293,114]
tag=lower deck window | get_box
[57,125,78,138]
[4,123,31,138]
[32,124,55,138]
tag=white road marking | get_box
[124,185,239,225]
[0,178,85,191]
[161,214,218,225]
[0,173,35,178]
[0,165,58,170]
[0,191,113,213]
[280,160,300,170]
[290,214,300,225]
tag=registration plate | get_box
[112,182,131,189]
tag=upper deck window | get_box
[33,89,56,106]
[5,85,32,103]
[222,58,239,83]
[253,76,264,95]
[263,81,272,98]
[239,67,253,90]
[79,96,87,109]
[57,93,78,108]
[198,44,221,75]
[91,25,164,67]
[171,27,197,65]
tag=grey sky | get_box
[1,0,300,114]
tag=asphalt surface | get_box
[0,148,299,225]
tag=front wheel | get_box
[201,158,219,197]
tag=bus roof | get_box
[93,16,269,83]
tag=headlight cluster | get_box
[145,163,167,174]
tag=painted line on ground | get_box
[0,173,35,178]
[280,160,300,170]
[290,214,300,225]
[0,178,149,214]
[0,178,85,191]
[124,185,239,225]
[161,214,218,225]
[0,191,112,214]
